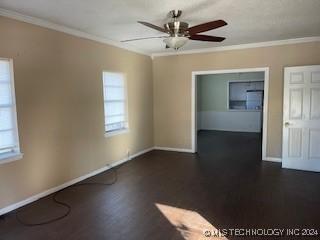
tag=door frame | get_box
[191,67,270,161]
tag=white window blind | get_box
[0,59,20,157]
[103,72,128,133]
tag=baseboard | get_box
[0,147,154,216]
[129,147,154,159]
[154,146,194,153]
[263,157,282,163]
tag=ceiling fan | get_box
[122,10,227,50]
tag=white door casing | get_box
[282,65,320,171]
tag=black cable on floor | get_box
[15,164,118,227]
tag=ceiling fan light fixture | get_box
[163,36,188,50]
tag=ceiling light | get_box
[163,36,188,50]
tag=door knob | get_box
[284,122,291,127]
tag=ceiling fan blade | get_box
[138,21,167,33]
[188,20,227,35]
[121,36,167,42]
[189,34,225,42]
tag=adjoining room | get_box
[196,70,266,159]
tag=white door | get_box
[282,65,320,172]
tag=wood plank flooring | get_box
[0,130,320,239]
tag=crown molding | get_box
[151,36,320,58]
[0,8,151,57]
[1,8,319,59]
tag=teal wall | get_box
[197,72,264,111]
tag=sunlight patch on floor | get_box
[156,203,228,240]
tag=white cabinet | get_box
[229,81,264,110]
[249,81,264,90]
[229,82,249,100]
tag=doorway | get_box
[191,68,269,161]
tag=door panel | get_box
[289,89,303,119]
[288,128,302,158]
[309,129,320,160]
[290,72,304,84]
[311,71,320,83]
[310,88,320,119]
[283,65,320,172]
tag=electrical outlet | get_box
[127,150,130,160]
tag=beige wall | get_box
[1,14,320,211]
[0,16,153,209]
[153,42,320,157]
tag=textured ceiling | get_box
[0,0,320,54]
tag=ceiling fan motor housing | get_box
[164,21,189,36]
[168,10,182,19]
[164,10,189,37]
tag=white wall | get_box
[198,110,262,132]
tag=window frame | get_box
[0,58,23,164]
[102,71,129,138]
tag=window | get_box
[102,72,128,136]
[0,59,22,163]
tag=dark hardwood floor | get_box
[1,130,320,239]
